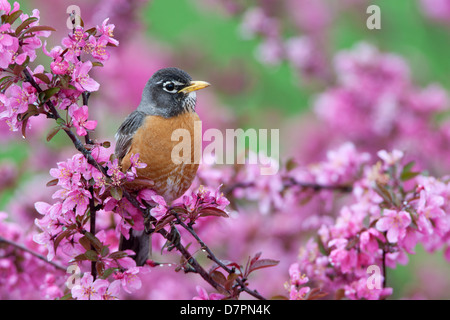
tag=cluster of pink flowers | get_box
[0,0,117,136]
[294,149,450,299]
[0,211,67,299]
[238,1,330,82]
[313,42,450,174]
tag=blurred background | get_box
[1,0,450,299]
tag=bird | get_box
[114,67,210,266]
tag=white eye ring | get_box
[162,81,177,93]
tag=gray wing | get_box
[115,111,146,162]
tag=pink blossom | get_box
[344,278,392,300]
[85,35,110,61]
[416,191,446,235]
[420,0,450,22]
[71,273,109,300]
[149,194,168,219]
[289,285,310,300]
[104,197,144,237]
[70,105,97,136]
[126,153,147,181]
[61,26,88,62]
[377,149,404,166]
[376,209,411,243]
[6,83,37,117]
[96,18,119,46]
[328,239,357,273]
[192,286,225,300]
[98,280,121,300]
[59,188,91,216]
[360,228,385,253]
[288,263,309,286]
[72,61,100,92]
[106,158,126,186]
[113,267,142,294]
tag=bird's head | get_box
[138,67,210,117]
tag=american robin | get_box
[115,67,210,266]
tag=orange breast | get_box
[121,112,201,203]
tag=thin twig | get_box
[0,236,66,271]
[174,214,266,300]
[157,228,227,293]
[223,178,353,195]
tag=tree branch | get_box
[173,214,267,300]
[0,236,66,271]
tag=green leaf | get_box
[46,126,62,142]
[110,187,123,201]
[5,10,23,25]
[400,171,420,181]
[83,231,103,251]
[56,118,66,126]
[101,246,110,257]
[41,87,60,102]
[102,268,116,279]
[21,118,28,139]
[108,251,129,260]
[400,161,420,181]
[374,182,393,204]
[84,250,98,261]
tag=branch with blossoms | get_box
[278,149,450,300]
[0,2,280,300]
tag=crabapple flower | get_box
[285,263,311,300]
[149,194,168,219]
[72,61,100,92]
[113,267,142,294]
[192,286,225,300]
[70,105,97,136]
[416,190,446,235]
[376,209,411,243]
[71,272,109,300]
[85,35,110,61]
[377,149,404,166]
[98,280,121,300]
[126,153,147,181]
[106,158,126,186]
[96,18,119,46]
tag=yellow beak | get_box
[178,80,211,94]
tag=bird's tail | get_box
[119,229,151,266]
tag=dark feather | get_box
[115,111,146,162]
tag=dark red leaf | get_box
[15,16,38,35]
[46,178,59,187]
[199,207,229,218]
[248,258,279,274]
[108,251,129,260]
[23,25,56,35]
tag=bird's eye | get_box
[163,81,176,93]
